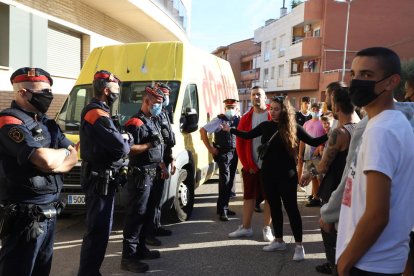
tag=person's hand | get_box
[209,147,219,156]
[300,172,312,187]
[221,123,231,132]
[74,141,80,151]
[319,217,335,233]
[170,159,176,175]
[159,162,169,179]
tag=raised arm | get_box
[229,124,263,139]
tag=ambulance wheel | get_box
[171,168,194,222]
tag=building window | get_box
[264,41,270,62]
[278,34,286,57]
[47,24,81,78]
[314,28,320,37]
[277,65,284,87]
[272,38,277,50]
[271,66,275,79]
[263,68,269,87]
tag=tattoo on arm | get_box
[318,129,341,173]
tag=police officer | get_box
[121,85,166,272]
[77,70,137,275]
[0,67,78,275]
[200,99,240,221]
[146,83,176,246]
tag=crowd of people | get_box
[0,46,413,276]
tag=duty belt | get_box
[130,166,157,177]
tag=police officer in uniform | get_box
[146,83,176,246]
[200,99,240,221]
[121,85,167,272]
[0,67,78,275]
[78,70,137,275]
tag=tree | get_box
[291,0,303,9]
[394,59,414,101]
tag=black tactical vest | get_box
[214,114,240,151]
[0,108,61,202]
[128,112,164,167]
[158,110,175,148]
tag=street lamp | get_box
[335,0,352,82]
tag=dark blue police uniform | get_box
[147,109,175,236]
[0,101,72,276]
[78,98,132,276]
[214,114,239,217]
[122,110,164,259]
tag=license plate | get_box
[68,195,85,205]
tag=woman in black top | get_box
[222,96,327,261]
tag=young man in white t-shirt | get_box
[336,47,414,275]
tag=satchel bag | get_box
[257,130,279,160]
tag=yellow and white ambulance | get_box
[56,41,238,221]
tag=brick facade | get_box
[14,0,147,43]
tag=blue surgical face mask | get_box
[310,111,320,119]
[225,109,236,119]
[162,95,169,107]
[150,103,162,116]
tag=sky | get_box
[190,0,290,53]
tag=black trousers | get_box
[216,150,238,215]
[261,167,302,242]
[321,228,337,267]
[349,267,402,276]
[122,169,157,258]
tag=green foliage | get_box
[291,0,303,9]
[394,59,414,101]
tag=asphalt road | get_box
[51,173,327,275]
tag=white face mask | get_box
[225,109,236,119]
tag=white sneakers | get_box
[297,185,306,192]
[263,241,306,261]
[293,245,305,261]
[262,226,275,242]
[262,240,286,252]
[228,225,253,238]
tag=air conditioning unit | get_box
[304,24,311,32]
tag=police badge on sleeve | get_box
[8,127,24,143]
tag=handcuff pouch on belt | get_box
[0,201,64,241]
[85,164,129,196]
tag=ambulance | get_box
[56,41,238,221]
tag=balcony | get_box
[241,69,259,82]
[289,37,321,59]
[287,72,320,90]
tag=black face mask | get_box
[27,89,53,114]
[107,92,119,107]
[349,76,390,107]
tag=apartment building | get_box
[0,0,190,115]
[212,38,260,113]
[254,0,414,109]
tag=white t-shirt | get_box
[251,111,268,168]
[336,110,414,273]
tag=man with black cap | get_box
[145,83,176,246]
[78,70,136,275]
[0,67,78,275]
[200,99,240,221]
[121,84,167,272]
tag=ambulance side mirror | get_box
[180,107,198,133]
